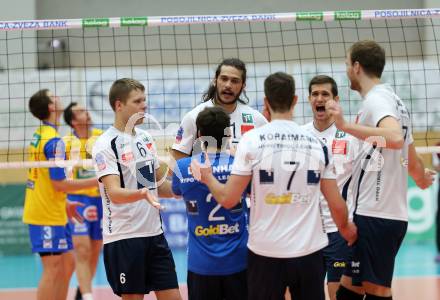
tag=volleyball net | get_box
[0,8,439,170]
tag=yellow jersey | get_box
[23,123,67,226]
[63,128,102,197]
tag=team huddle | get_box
[22,40,435,300]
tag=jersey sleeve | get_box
[231,134,253,176]
[92,139,119,182]
[171,112,197,155]
[44,137,66,181]
[171,162,183,196]
[366,92,400,127]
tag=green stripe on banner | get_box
[0,184,30,256]
[335,11,362,20]
[82,18,110,28]
[296,12,324,21]
[405,176,436,242]
[121,17,148,26]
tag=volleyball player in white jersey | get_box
[192,72,357,300]
[326,40,435,300]
[171,58,267,161]
[302,75,353,300]
[92,78,181,300]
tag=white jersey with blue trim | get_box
[302,122,354,233]
[231,119,335,258]
[92,126,162,244]
[171,100,267,155]
[351,84,413,222]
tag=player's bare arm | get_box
[51,177,97,192]
[326,99,404,149]
[100,174,161,209]
[408,143,435,189]
[320,178,357,245]
[191,153,251,209]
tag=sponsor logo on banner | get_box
[241,124,254,134]
[334,11,361,20]
[82,18,110,28]
[121,17,148,26]
[332,139,348,155]
[373,9,439,19]
[95,153,106,171]
[296,12,324,21]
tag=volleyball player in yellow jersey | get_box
[63,102,103,300]
[23,89,98,300]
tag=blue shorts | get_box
[345,214,407,287]
[68,194,103,240]
[29,224,73,254]
[323,231,350,282]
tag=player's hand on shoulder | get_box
[66,200,85,223]
[190,151,212,184]
[416,168,436,189]
[140,187,163,210]
[340,221,357,246]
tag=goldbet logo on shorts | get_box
[333,261,346,268]
[195,223,240,236]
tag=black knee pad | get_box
[336,285,365,300]
[365,293,392,300]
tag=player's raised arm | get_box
[326,99,404,150]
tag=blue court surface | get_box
[0,240,439,300]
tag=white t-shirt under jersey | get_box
[92,126,162,244]
[302,122,354,233]
[351,84,413,222]
[172,100,267,155]
[231,119,335,258]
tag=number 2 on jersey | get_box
[206,193,225,221]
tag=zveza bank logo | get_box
[195,223,240,236]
